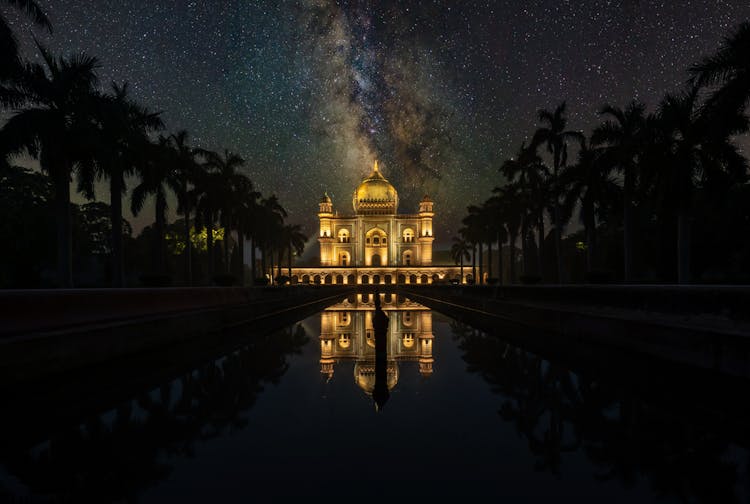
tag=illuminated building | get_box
[291,161,463,284]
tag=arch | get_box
[371,254,382,266]
[361,274,369,284]
[384,274,392,284]
[313,275,321,284]
[420,274,428,284]
[337,228,350,243]
[335,274,344,284]
[347,274,356,285]
[398,274,406,284]
[373,274,381,284]
[347,294,356,304]
[362,293,370,303]
[402,228,415,243]
[384,293,392,303]
[324,274,333,284]
[409,274,417,284]
[291,275,299,284]
[465,274,474,284]
[402,250,412,266]
[338,251,350,266]
[302,274,310,284]
[432,274,440,284]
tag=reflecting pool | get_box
[1,294,748,502]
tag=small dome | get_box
[352,161,398,214]
[421,194,433,202]
[321,192,332,204]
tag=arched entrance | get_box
[336,274,344,284]
[371,254,381,266]
[398,274,406,284]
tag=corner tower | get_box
[418,195,434,265]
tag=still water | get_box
[1,294,748,502]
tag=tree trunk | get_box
[537,208,544,277]
[224,224,231,274]
[553,203,563,284]
[521,217,529,276]
[54,166,73,288]
[110,169,123,287]
[277,247,283,281]
[478,241,484,285]
[184,193,192,285]
[459,256,464,284]
[509,231,517,284]
[206,212,214,283]
[261,246,267,284]
[237,228,245,286]
[288,243,293,281]
[471,245,476,284]
[250,236,256,286]
[487,239,493,280]
[623,171,633,283]
[155,192,167,276]
[497,232,504,286]
[584,197,595,274]
[677,212,691,284]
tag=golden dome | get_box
[352,161,398,214]
[354,360,399,394]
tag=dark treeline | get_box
[0,323,308,502]
[0,1,306,288]
[455,22,750,285]
[450,320,749,503]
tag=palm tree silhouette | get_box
[282,223,307,282]
[93,82,163,286]
[232,175,260,285]
[591,100,647,282]
[165,130,203,285]
[0,44,99,287]
[130,138,180,278]
[203,149,246,274]
[0,0,51,80]
[690,22,750,117]
[450,236,471,284]
[559,137,620,274]
[654,87,747,283]
[532,102,584,283]
[492,184,523,283]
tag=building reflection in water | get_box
[318,293,433,407]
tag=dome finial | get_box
[373,160,379,172]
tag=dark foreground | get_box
[0,292,748,502]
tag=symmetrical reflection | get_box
[318,293,434,408]
[449,320,750,503]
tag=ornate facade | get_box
[291,161,463,284]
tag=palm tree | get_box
[690,22,750,117]
[484,195,509,285]
[232,175,260,285]
[0,45,99,287]
[93,82,163,287]
[193,161,224,282]
[0,0,51,81]
[532,102,584,283]
[559,138,620,274]
[450,236,471,284]
[493,184,523,284]
[257,195,287,284]
[131,138,180,277]
[462,206,484,284]
[655,87,747,283]
[166,130,203,285]
[501,142,550,277]
[591,100,647,282]
[204,149,246,274]
[282,224,307,282]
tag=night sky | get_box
[6,1,750,247]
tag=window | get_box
[373,236,380,245]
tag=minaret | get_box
[418,311,434,376]
[418,195,434,265]
[318,193,334,266]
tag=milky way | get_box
[5,1,750,245]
